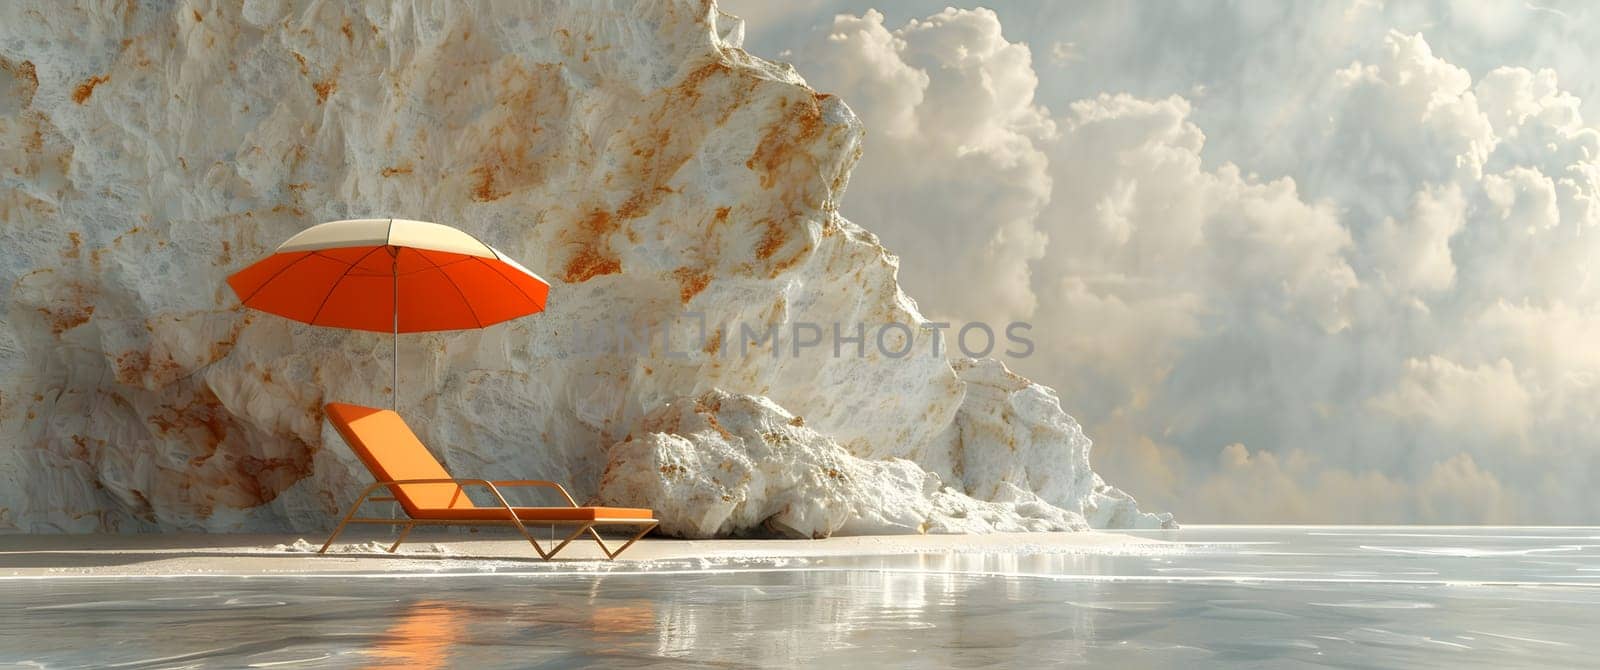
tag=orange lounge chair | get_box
[319,402,657,560]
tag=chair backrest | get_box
[324,402,477,515]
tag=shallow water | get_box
[3,526,1599,668]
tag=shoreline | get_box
[0,530,1164,579]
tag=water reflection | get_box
[3,527,1599,668]
[360,600,465,670]
[642,567,1088,667]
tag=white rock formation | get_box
[600,389,1101,538]
[0,0,1170,533]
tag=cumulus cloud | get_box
[728,1,1600,523]
[1329,31,1495,185]
[805,8,1051,325]
[1369,184,1466,294]
[1369,356,1531,441]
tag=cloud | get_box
[809,10,928,140]
[804,8,1050,324]
[1475,66,1586,142]
[1369,356,1531,440]
[1369,184,1466,294]
[754,3,1600,523]
[1048,41,1080,66]
[1184,444,1516,524]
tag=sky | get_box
[720,0,1600,523]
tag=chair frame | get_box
[318,478,658,560]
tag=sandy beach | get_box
[0,530,1163,579]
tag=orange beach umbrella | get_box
[227,217,550,408]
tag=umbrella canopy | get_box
[227,217,550,408]
[227,218,549,333]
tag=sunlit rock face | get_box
[601,389,1106,538]
[0,0,1169,533]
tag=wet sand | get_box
[0,530,1162,578]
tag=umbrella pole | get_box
[392,250,399,412]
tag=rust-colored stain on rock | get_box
[312,77,337,104]
[151,390,228,453]
[557,59,747,285]
[746,96,823,189]
[673,267,711,303]
[1,57,38,85]
[563,247,621,283]
[1,58,39,105]
[578,208,617,241]
[38,305,93,336]
[381,164,413,177]
[704,413,734,441]
[562,209,622,283]
[149,387,316,511]
[114,350,179,386]
[676,61,730,99]
[72,74,110,104]
[607,61,736,223]
[461,61,562,202]
[206,313,250,363]
[693,393,723,415]
[754,219,786,260]
[469,165,506,202]
[36,281,95,336]
[68,434,100,461]
[230,452,315,509]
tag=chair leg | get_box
[502,520,595,561]
[387,522,415,553]
[505,516,552,560]
[588,522,657,559]
[318,502,364,554]
[541,523,595,560]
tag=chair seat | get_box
[410,506,655,522]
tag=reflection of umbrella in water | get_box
[227,218,550,409]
